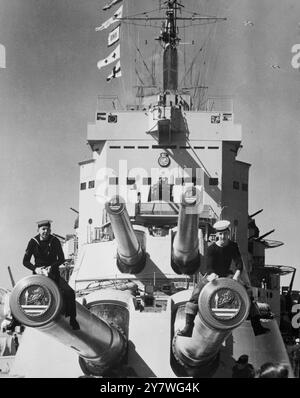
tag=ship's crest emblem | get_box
[209,288,241,320]
[158,152,170,167]
[19,285,51,317]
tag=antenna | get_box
[70,208,79,214]
[249,209,263,218]
[255,229,275,241]
[7,266,15,288]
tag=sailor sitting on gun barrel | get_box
[23,219,80,330]
[178,220,269,337]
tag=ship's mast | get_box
[119,1,226,100]
[157,1,182,92]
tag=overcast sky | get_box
[0,0,300,290]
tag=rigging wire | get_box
[119,19,221,29]
[118,0,130,104]
[122,7,162,19]
[135,45,156,86]
[178,43,205,88]
[202,2,223,111]
[111,0,227,108]
[119,4,223,21]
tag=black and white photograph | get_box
[1,0,300,382]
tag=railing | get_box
[203,96,234,113]
[93,226,113,243]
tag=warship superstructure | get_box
[8,1,295,378]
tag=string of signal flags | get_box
[95,0,123,82]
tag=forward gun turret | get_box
[9,275,127,376]
[105,196,146,274]
[173,278,250,377]
[172,187,201,275]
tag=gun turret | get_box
[173,278,250,377]
[172,187,201,275]
[249,209,263,218]
[9,275,127,376]
[255,229,275,241]
[105,196,146,274]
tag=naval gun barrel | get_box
[173,278,250,377]
[105,196,146,274]
[249,209,263,218]
[9,275,126,376]
[255,229,275,241]
[172,187,201,275]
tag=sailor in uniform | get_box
[178,220,268,337]
[23,220,80,330]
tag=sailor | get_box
[23,220,80,330]
[13,332,19,353]
[0,291,22,333]
[232,354,255,378]
[178,220,243,337]
[178,219,269,337]
[257,362,289,378]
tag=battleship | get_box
[0,271,20,377]
[5,0,298,378]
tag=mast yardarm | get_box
[118,0,226,94]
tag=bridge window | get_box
[80,182,86,190]
[143,177,152,185]
[242,183,248,192]
[109,177,119,184]
[175,178,184,185]
[233,181,240,190]
[209,178,218,186]
[88,180,95,189]
[192,177,202,185]
[152,145,177,149]
[127,177,136,185]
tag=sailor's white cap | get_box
[36,219,52,228]
[213,220,230,232]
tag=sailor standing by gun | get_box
[23,220,80,330]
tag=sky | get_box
[0,0,300,290]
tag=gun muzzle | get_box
[9,275,127,376]
[173,278,250,377]
[106,196,146,273]
[172,187,201,275]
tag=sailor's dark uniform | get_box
[183,240,243,323]
[23,234,79,329]
[206,240,243,277]
[178,239,268,337]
